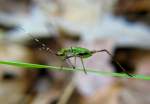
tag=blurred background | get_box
[0,0,150,104]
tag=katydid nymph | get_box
[31,36,132,77]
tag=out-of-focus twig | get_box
[57,79,75,104]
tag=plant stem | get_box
[0,60,150,80]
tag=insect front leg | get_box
[64,56,76,69]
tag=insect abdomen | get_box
[70,47,92,58]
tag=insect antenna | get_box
[28,33,58,56]
[16,27,57,56]
[91,49,133,77]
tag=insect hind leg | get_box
[91,49,133,77]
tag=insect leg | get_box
[65,58,76,69]
[70,47,76,69]
[80,57,87,74]
[74,56,76,67]
[92,49,132,77]
[64,56,76,69]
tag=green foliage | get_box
[0,60,150,80]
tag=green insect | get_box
[31,36,132,77]
[55,47,132,76]
[56,47,92,73]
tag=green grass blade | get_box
[0,60,150,80]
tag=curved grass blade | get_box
[0,60,150,80]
